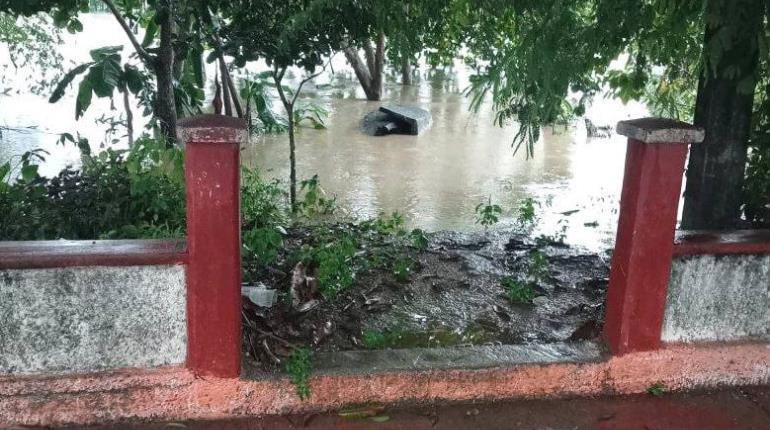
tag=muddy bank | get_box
[242,225,610,372]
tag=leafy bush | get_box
[361,330,388,349]
[0,136,185,240]
[392,257,414,282]
[242,227,284,270]
[362,211,406,236]
[314,232,358,300]
[528,249,549,281]
[409,228,429,250]
[241,166,287,229]
[517,197,537,225]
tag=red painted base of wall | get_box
[1,342,768,428]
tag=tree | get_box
[2,0,211,143]
[680,0,764,229]
[450,0,768,229]
[100,0,179,142]
[338,0,457,99]
[343,32,386,100]
[49,45,149,147]
[216,0,350,209]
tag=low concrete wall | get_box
[0,265,187,375]
[1,343,768,427]
[662,254,770,342]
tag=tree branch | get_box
[291,57,333,106]
[101,0,154,65]
[273,66,290,111]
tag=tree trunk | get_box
[343,32,386,101]
[222,58,244,118]
[153,1,178,144]
[288,108,297,211]
[401,56,412,86]
[123,90,134,148]
[681,0,763,229]
[274,70,298,210]
[219,56,233,116]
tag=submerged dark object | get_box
[361,105,432,136]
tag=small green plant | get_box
[241,166,287,229]
[392,257,414,283]
[361,330,388,349]
[475,196,502,229]
[315,233,358,300]
[409,228,429,250]
[646,383,665,397]
[298,175,336,218]
[529,249,549,281]
[502,277,535,303]
[242,227,284,270]
[364,211,406,236]
[516,197,537,225]
[285,348,313,400]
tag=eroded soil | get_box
[242,226,610,372]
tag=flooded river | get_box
[1,13,649,252]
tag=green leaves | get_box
[49,62,92,103]
[48,45,152,120]
[285,348,313,400]
[243,227,284,269]
[475,196,502,228]
[75,78,93,119]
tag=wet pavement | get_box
[82,386,770,429]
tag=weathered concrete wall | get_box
[662,254,770,342]
[0,265,186,375]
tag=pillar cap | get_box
[616,117,704,144]
[177,114,248,144]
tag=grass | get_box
[502,276,536,303]
[285,348,313,400]
[646,383,665,397]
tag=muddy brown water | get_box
[242,73,643,253]
[2,15,645,253]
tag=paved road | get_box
[82,386,770,430]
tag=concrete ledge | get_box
[673,229,770,256]
[616,117,704,144]
[0,239,187,269]
[1,342,768,427]
[300,342,605,376]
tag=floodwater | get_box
[244,70,647,252]
[1,13,650,252]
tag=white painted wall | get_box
[662,254,770,343]
[0,265,186,375]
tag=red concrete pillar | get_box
[605,118,704,355]
[179,115,247,377]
